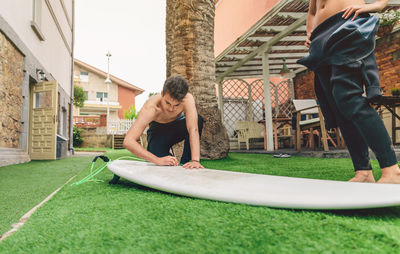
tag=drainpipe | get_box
[69,0,75,154]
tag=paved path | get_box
[72,151,105,157]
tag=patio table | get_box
[371,95,400,145]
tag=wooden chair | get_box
[277,122,293,148]
[293,99,329,152]
[236,121,265,150]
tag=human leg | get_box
[315,67,374,182]
[147,122,177,158]
[330,61,400,183]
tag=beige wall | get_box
[0,0,73,95]
[73,64,120,120]
[214,0,279,56]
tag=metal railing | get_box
[107,119,134,135]
[73,115,102,128]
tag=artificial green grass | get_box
[0,151,399,253]
[0,156,92,235]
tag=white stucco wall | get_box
[0,0,73,96]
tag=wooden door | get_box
[29,81,58,160]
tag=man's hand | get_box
[342,5,370,20]
[343,0,388,20]
[182,161,204,169]
[305,37,311,48]
[156,156,179,166]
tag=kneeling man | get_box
[123,75,204,169]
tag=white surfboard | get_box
[108,160,400,210]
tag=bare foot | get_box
[377,164,400,184]
[348,170,376,183]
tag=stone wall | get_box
[80,127,112,148]
[0,31,24,148]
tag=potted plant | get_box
[377,9,400,37]
[391,85,400,96]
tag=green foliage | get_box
[379,9,400,26]
[391,84,400,96]
[73,85,86,108]
[73,126,84,147]
[391,86,400,96]
[123,105,138,119]
[149,92,159,97]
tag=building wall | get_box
[214,0,279,56]
[0,0,73,95]
[293,70,315,100]
[375,31,400,93]
[0,32,24,148]
[74,65,119,102]
[118,85,136,119]
[0,0,74,152]
[73,64,120,120]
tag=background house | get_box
[0,0,74,166]
[73,59,144,125]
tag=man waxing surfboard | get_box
[123,75,204,169]
[298,0,400,183]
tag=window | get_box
[58,107,67,137]
[96,92,108,102]
[80,72,89,82]
[34,91,52,108]
[31,0,45,41]
[84,91,88,100]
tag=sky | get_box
[74,0,166,110]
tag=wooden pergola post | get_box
[262,51,274,151]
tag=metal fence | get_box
[221,78,294,139]
[107,119,134,135]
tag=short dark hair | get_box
[162,76,189,101]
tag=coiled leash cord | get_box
[72,155,145,186]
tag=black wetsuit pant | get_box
[315,54,397,171]
[146,115,203,164]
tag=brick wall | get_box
[376,31,400,94]
[293,70,315,99]
[293,30,400,98]
[0,31,24,148]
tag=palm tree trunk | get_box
[166,0,229,159]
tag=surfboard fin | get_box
[109,174,120,185]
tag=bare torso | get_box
[314,0,366,28]
[147,94,185,124]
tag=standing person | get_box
[123,75,204,169]
[298,0,400,183]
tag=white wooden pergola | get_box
[216,0,400,151]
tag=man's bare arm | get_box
[123,104,178,166]
[305,0,316,48]
[342,0,388,20]
[182,93,203,169]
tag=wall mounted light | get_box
[279,58,291,77]
[36,68,46,81]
